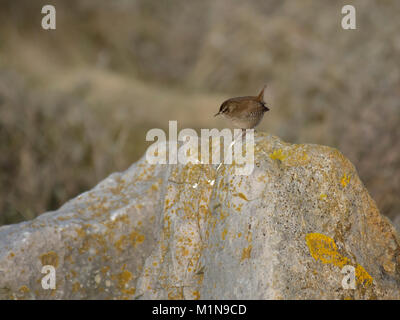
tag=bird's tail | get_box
[257,84,269,111]
[257,84,267,103]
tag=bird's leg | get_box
[241,128,246,141]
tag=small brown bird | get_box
[214,85,269,131]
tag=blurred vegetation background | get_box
[0,0,399,226]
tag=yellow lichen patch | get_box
[87,196,113,219]
[306,233,349,267]
[298,151,309,162]
[112,269,133,290]
[269,149,287,161]
[40,251,59,268]
[221,228,228,240]
[130,230,145,247]
[235,193,249,201]
[76,232,108,257]
[78,238,91,255]
[340,173,351,188]
[136,163,157,182]
[19,286,30,294]
[285,148,310,167]
[114,235,127,252]
[91,234,108,255]
[75,227,86,239]
[104,214,131,230]
[305,233,373,288]
[8,252,15,258]
[72,282,81,293]
[245,231,252,243]
[319,194,327,200]
[178,247,190,257]
[121,287,136,295]
[192,290,200,300]
[109,178,126,196]
[101,266,110,274]
[197,272,205,285]
[241,245,252,261]
[220,211,228,220]
[167,287,184,300]
[57,215,72,221]
[355,265,373,287]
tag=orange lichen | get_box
[220,211,228,220]
[269,149,287,161]
[122,287,136,295]
[340,173,351,187]
[104,214,131,230]
[306,233,373,288]
[241,245,252,261]
[72,282,81,293]
[235,193,249,201]
[101,266,110,274]
[57,215,73,221]
[130,230,145,247]
[40,251,59,268]
[112,270,133,290]
[19,286,30,294]
[114,235,127,252]
[355,265,373,287]
[192,290,200,300]
[75,227,86,238]
[167,288,184,300]
[221,228,228,240]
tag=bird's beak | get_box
[214,112,220,117]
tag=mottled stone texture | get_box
[0,133,399,299]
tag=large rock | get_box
[0,133,399,299]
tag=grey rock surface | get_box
[0,133,399,299]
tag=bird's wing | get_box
[235,100,267,118]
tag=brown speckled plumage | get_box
[214,85,269,130]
